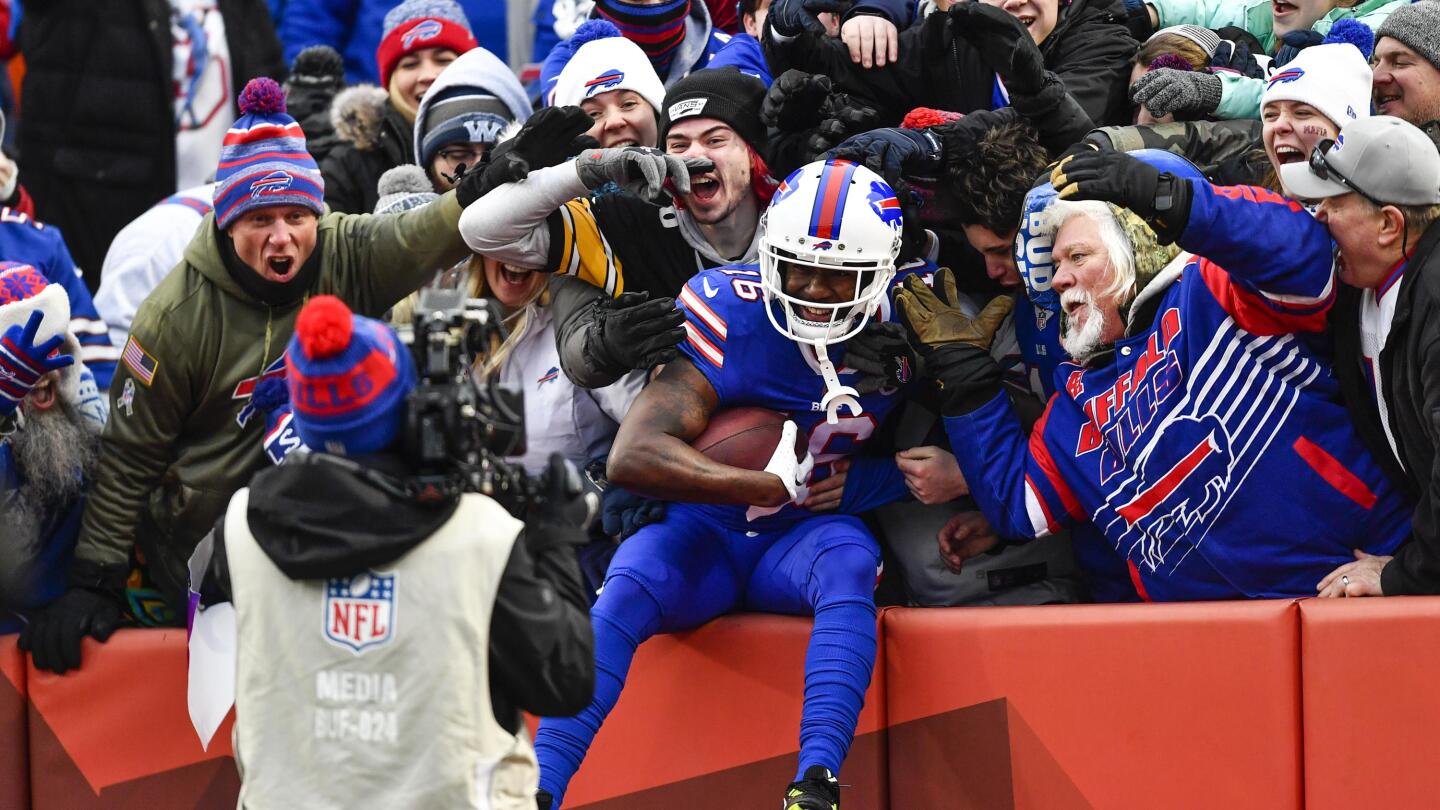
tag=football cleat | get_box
[783,765,841,810]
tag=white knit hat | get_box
[551,33,666,115]
[1262,43,1373,130]
[0,262,100,422]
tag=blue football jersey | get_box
[675,264,913,530]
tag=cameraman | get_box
[195,296,594,809]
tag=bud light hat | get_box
[551,20,666,114]
[285,296,417,456]
[375,0,477,90]
[212,78,325,230]
[1261,42,1373,133]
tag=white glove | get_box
[746,420,815,522]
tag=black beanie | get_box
[659,67,768,150]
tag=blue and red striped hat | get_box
[285,296,416,456]
[213,77,325,230]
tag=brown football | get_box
[692,407,805,472]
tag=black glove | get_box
[948,2,1048,95]
[887,173,930,262]
[585,291,687,374]
[1209,38,1266,79]
[826,126,944,178]
[600,486,668,539]
[285,45,345,116]
[845,321,918,395]
[804,93,885,161]
[762,70,832,132]
[525,453,599,552]
[1050,148,1191,239]
[1273,29,1325,67]
[19,563,129,674]
[459,105,596,206]
[923,343,1005,416]
[769,0,844,37]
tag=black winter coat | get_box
[18,0,283,288]
[1332,221,1440,595]
[319,88,414,215]
[766,0,1136,129]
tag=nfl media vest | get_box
[224,489,538,809]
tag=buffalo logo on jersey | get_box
[401,19,444,49]
[1071,308,1185,483]
[249,170,295,200]
[233,354,288,428]
[323,571,397,653]
[585,69,625,97]
[1267,67,1305,89]
[1116,413,1234,572]
[867,181,903,231]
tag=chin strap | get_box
[805,339,862,425]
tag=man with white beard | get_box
[0,263,108,636]
[896,148,1413,601]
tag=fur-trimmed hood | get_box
[330,85,390,151]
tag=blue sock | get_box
[535,574,661,808]
[795,543,879,781]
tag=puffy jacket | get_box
[319,86,414,215]
[277,0,508,86]
[77,194,471,611]
[18,0,283,288]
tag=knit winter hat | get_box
[1262,42,1373,130]
[594,0,693,80]
[659,67,767,149]
[285,296,416,456]
[1148,25,1222,58]
[374,165,439,214]
[1376,2,1440,72]
[213,78,325,230]
[0,262,96,416]
[552,20,667,115]
[375,0,477,90]
[412,47,532,169]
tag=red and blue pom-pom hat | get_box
[285,296,416,456]
[212,77,326,231]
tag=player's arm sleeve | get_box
[1177,179,1336,333]
[334,191,472,317]
[488,528,595,718]
[674,274,733,402]
[837,454,910,514]
[943,392,1080,541]
[1382,334,1440,596]
[77,306,192,570]
[46,237,118,390]
[458,162,592,275]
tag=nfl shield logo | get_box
[323,571,397,654]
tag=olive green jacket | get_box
[77,192,469,599]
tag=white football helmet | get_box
[760,159,904,344]
[759,160,904,422]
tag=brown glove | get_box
[895,268,1015,351]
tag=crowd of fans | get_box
[3,0,1440,800]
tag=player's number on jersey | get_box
[807,414,878,466]
[731,278,762,302]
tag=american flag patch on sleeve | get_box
[121,335,159,386]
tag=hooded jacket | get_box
[411,47,533,172]
[320,86,416,215]
[77,193,471,609]
[767,0,1136,128]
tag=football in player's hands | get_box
[692,407,807,471]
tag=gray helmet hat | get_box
[1281,115,1440,206]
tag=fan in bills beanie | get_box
[285,295,416,456]
[376,0,477,90]
[213,77,325,230]
[0,262,108,428]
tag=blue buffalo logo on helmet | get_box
[323,571,397,653]
[867,181,903,230]
[584,69,625,97]
[773,168,803,206]
[402,18,444,49]
[249,170,295,199]
[1267,67,1305,88]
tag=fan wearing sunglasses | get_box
[1281,115,1440,599]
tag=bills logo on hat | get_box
[1267,68,1305,88]
[250,170,295,199]
[868,182,903,230]
[402,18,444,49]
[585,69,625,97]
[323,570,397,654]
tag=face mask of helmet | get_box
[758,160,903,422]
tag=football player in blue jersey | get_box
[531,159,965,810]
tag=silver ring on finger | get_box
[1342,575,1350,586]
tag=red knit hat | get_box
[375,0,477,90]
